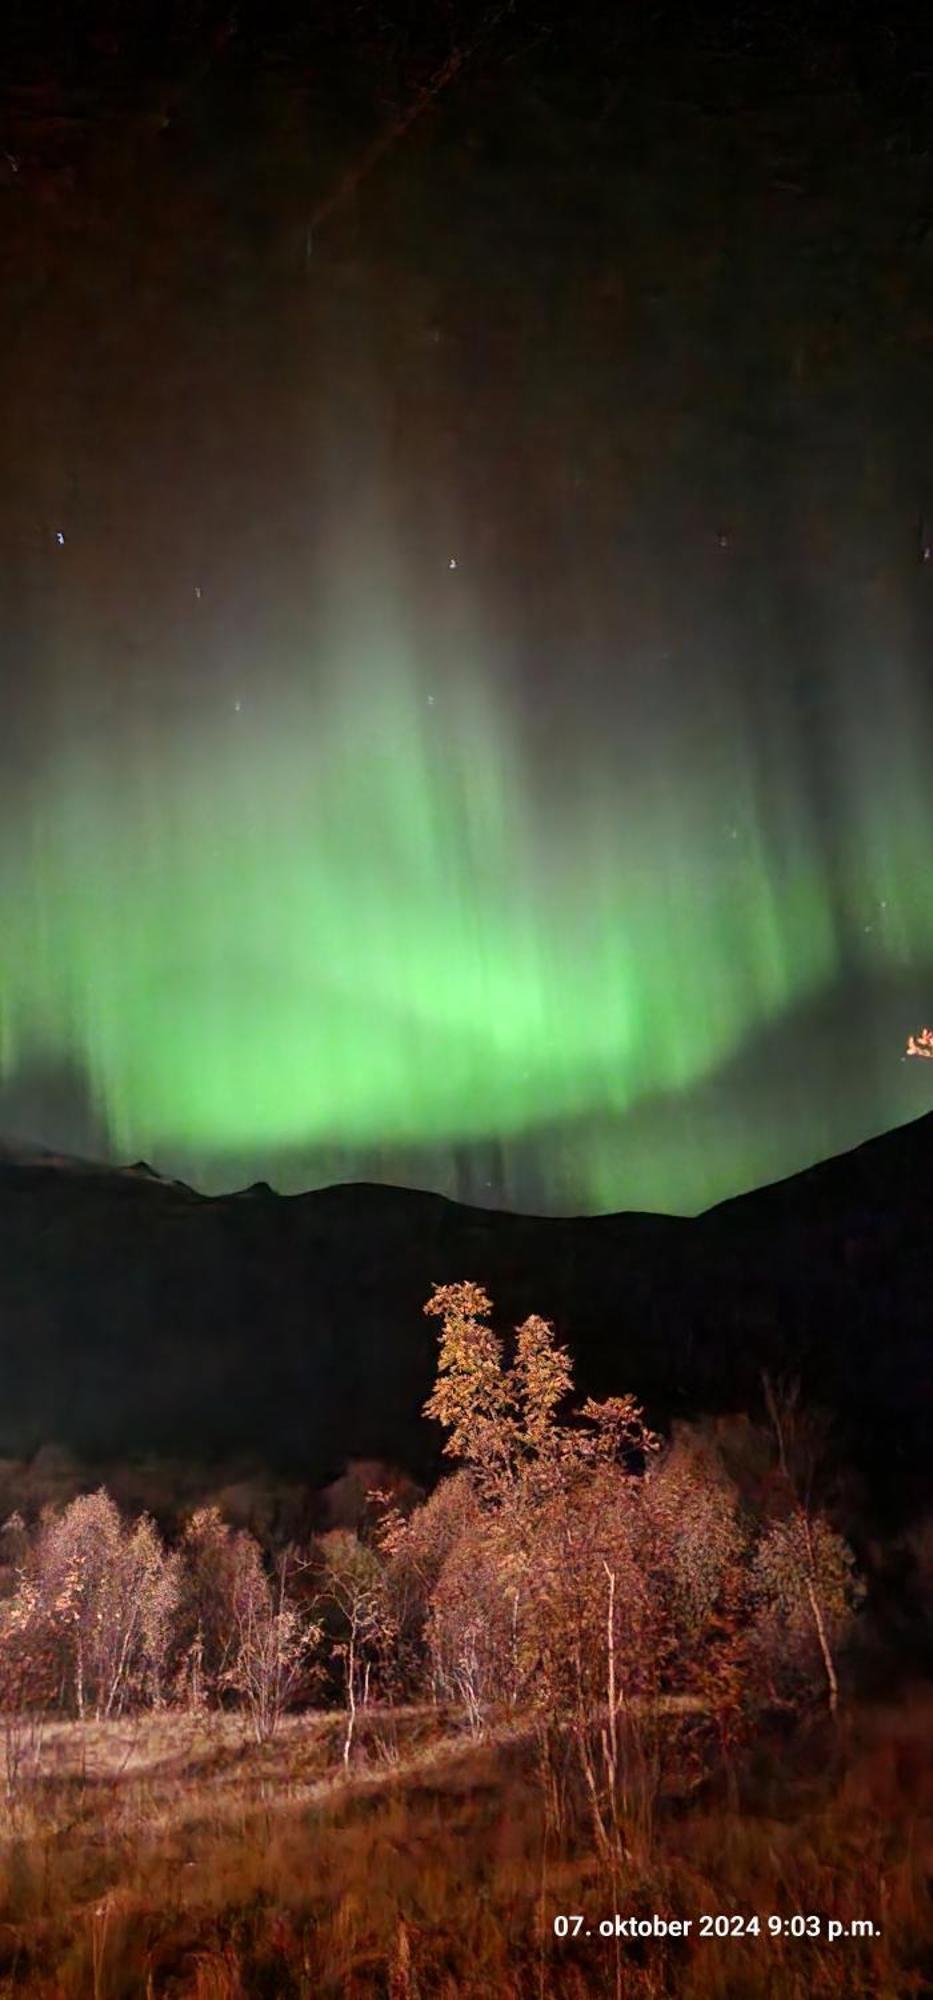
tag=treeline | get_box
[0,1286,868,1817]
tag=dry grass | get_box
[0,1693,929,1996]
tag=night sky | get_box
[2,1,933,1213]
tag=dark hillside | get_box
[0,1114,930,1521]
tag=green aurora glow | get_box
[1,608,932,1214]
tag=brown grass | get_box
[0,1692,929,1996]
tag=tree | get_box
[750,1509,862,1718]
[415,1284,691,1857]
[423,1502,523,1730]
[423,1283,520,1499]
[423,1281,659,1501]
[758,1373,863,1718]
[379,1469,479,1695]
[411,1282,867,1854]
[4,1491,178,1721]
[221,1552,320,1745]
[637,1438,746,1657]
[315,1530,390,1767]
[169,1507,268,1705]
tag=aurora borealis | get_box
[3,4,933,1213]
[3,575,932,1213]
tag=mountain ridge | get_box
[0,1111,929,1524]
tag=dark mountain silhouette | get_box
[0,1113,930,1525]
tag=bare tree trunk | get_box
[75,1624,85,1722]
[764,1375,841,1720]
[103,1602,141,1720]
[602,1564,625,2000]
[603,1565,618,1802]
[762,1370,789,1483]
[343,1623,357,1769]
[801,1514,840,1720]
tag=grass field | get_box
[0,1690,929,1996]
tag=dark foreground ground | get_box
[0,1690,929,1997]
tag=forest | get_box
[0,1284,928,1996]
